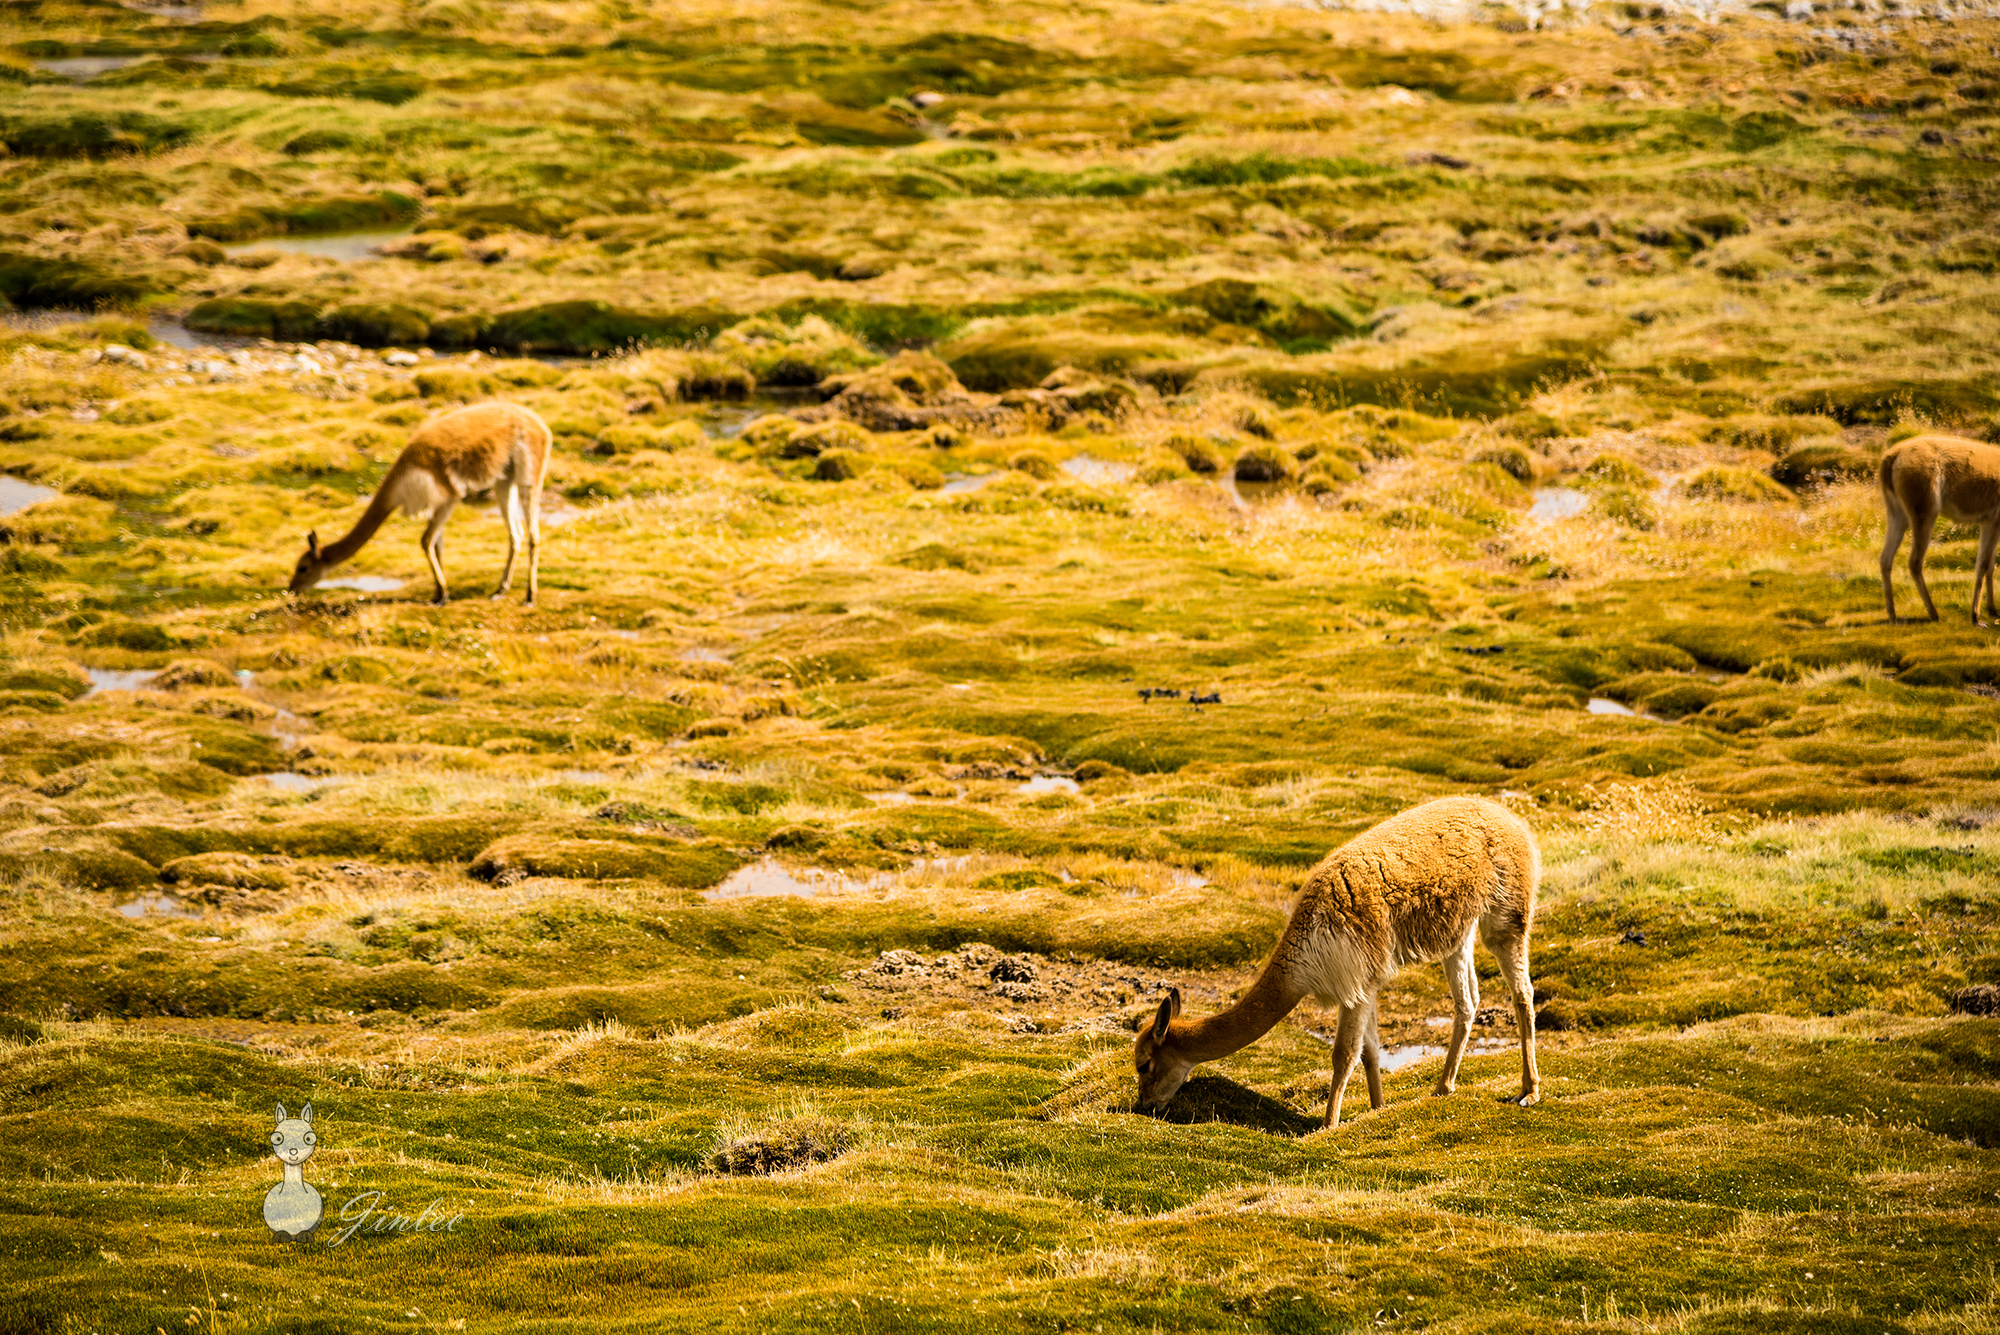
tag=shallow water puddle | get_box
[147,316,245,351]
[1586,697,1636,716]
[224,230,411,262]
[86,668,159,695]
[1061,454,1134,486]
[1019,775,1081,795]
[1220,475,1287,509]
[319,575,404,592]
[33,55,147,79]
[254,772,347,794]
[115,891,199,919]
[1528,487,1589,522]
[700,392,813,438]
[268,710,308,747]
[0,475,59,517]
[704,859,888,901]
[939,472,998,495]
[1377,1044,1445,1073]
[233,671,310,747]
[680,647,730,663]
[866,791,915,805]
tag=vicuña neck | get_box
[282,1162,304,1186]
[1171,965,1308,1064]
[319,484,399,567]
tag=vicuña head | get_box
[288,530,331,595]
[1133,795,1542,1128]
[1133,987,1194,1109]
[287,401,554,606]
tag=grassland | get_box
[2,0,2000,1331]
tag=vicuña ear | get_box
[275,1102,288,1122]
[1168,986,1182,1018]
[1151,995,1174,1041]
[306,530,320,558]
[300,1103,314,1124]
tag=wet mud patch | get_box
[835,943,1232,1031]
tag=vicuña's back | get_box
[1134,796,1542,1127]
[1284,796,1537,1008]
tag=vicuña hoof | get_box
[1517,1090,1541,1108]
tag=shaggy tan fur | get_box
[1879,434,2000,625]
[289,402,553,606]
[1133,796,1541,1127]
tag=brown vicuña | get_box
[1133,796,1541,1128]
[1879,434,2000,626]
[289,402,552,606]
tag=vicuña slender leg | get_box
[1481,912,1541,1107]
[1909,511,1941,621]
[1360,1000,1384,1112]
[492,483,523,598]
[525,484,542,607]
[422,500,456,605]
[1881,496,1909,623]
[1976,520,2000,627]
[1324,1002,1367,1129]
[1435,924,1479,1096]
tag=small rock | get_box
[1620,928,1648,947]
[383,349,420,367]
[102,344,149,370]
[1001,1014,1038,1034]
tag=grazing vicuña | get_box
[289,401,552,606]
[1134,795,1541,1128]
[1879,434,2000,626]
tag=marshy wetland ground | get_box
[4,0,2000,1330]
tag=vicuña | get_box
[289,402,552,606]
[1879,433,2000,626]
[1133,795,1541,1128]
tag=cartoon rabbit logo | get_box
[264,1103,323,1241]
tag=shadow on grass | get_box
[1148,1073,1322,1136]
